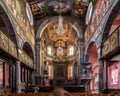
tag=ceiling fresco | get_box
[28,0,89,19]
[42,20,78,46]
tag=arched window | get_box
[70,66,73,77]
[47,46,52,56]
[48,64,53,79]
[48,65,51,77]
[69,46,74,56]
[112,68,118,84]
[68,65,74,79]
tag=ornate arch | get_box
[101,0,120,43]
[0,1,19,46]
[36,16,83,39]
[21,41,35,60]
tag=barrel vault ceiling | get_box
[27,0,89,20]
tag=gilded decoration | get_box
[20,51,34,68]
[0,31,17,57]
[109,30,118,51]
[102,27,119,57]
[1,32,9,52]
[103,38,110,57]
[9,39,17,57]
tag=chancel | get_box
[0,0,120,96]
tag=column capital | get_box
[36,37,42,42]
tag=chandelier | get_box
[54,0,67,35]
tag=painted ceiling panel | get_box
[28,0,89,19]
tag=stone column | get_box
[77,38,83,85]
[36,38,41,75]
[16,61,21,93]
[106,61,109,90]
[98,44,105,93]
[99,59,104,93]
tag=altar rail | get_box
[0,88,11,95]
[25,86,54,93]
[64,86,85,92]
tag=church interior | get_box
[0,0,120,96]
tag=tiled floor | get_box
[52,87,68,96]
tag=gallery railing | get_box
[0,29,17,58]
[20,51,34,68]
[102,25,120,57]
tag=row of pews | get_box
[0,87,120,96]
[64,92,120,96]
[0,92,53,96]
[1,92,120,96]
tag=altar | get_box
[53,62,68,85]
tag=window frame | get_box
[47,45,53,56]
[68,45,75,56]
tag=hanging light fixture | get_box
[54,0,67,35]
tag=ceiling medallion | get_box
[54,1,67,35]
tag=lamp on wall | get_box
[54,0,67,35]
